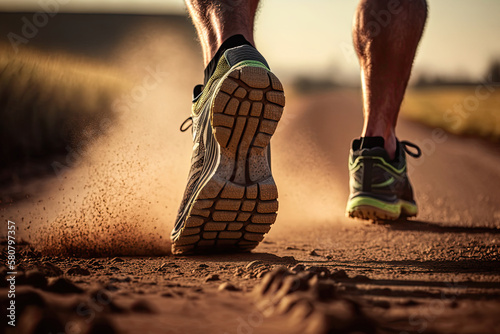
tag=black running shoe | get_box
[346,137,422,221]
[171,45,285,254]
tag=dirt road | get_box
[1,21,500,334]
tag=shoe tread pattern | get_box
[172,66,285,255]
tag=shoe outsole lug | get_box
[239,101,251,116]
[346,203,417,222]
[172,65,285,255]
[213,211,238,222]
[212,113,235,128]
[245,224,272,233]
[234,87,247,99]
[263,104,283,121]
[215,199,242,211]
[269,72,284,91]
[240,67,270,88]
[205,222,228,231]
[203,232,218,239]
[241,200,256,212]
[251,213,277,224]
[266,91,285,105]
[250,102,263,116]
[225,98,240,116]
[237,212,252,221]
[229,71,240,79]
[193,199,215,209]
[189,208,210,217]
[221,79,239,94]
[257,200,279,213]
[244,233,265,242]
[249,90,263,101]
[182,227,201,236]
[219,231,243,239]
[227,222,244,230]
[175,235,200,246]
[213,92,231,113]
[185,216,204,228]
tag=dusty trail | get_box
[1,21,499,334]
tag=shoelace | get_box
[180,84,205,132]
[180,116,193,132]
[400,140,422,158]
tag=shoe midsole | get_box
[346,196,418,215]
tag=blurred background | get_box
[0,0,499,254]
[1,0,500,183]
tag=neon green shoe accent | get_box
[349,156,406,175]
[372,177,395,188]
[234,60,270,70]
[346,196,401,215]
[351,176,395,189]
[346,196,418,219]
[401,200,418,216]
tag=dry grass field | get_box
[0,45,130,173]
[401,86,500,141]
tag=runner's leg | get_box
[353,0,427,158]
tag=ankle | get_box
[203,34,253,85]
[361,131,397,159]
[383,134,397,160]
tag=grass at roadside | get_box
[401,87,500,141]
[0,45,130,179]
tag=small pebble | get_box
[218,282,240,292]
[330,269,349,280]
[158,262,179,270]
[205,274,220,282]
[401,299,419,306]
[309,249,320,256]
[351,275,371,282]
[66,266,91,276]
[45,277,84,294]
[110,257,125,263]
[131,300,156,313]
[245,260,263,270]
[291,264,305,272]
[161,292,174,298]
[372,300,391,309]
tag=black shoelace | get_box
[180,116,193,132]
[400,140,422,158]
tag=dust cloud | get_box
[7,22,352,257]
[13,23,202,257]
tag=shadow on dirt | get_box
[185,252,296,264]
[377,219,500,234]
[364,259,500,274]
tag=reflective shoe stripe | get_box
[346,196,418,220]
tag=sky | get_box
[1,0,499,82]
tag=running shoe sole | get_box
[346,196,418,221]
[172,65,285,254]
